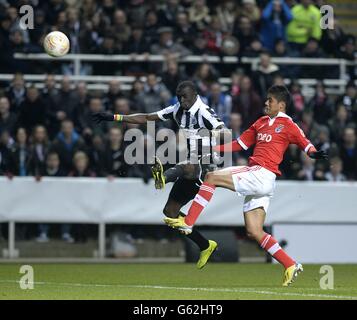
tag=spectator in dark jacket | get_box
[339,127,357,180]
[232,75,263,129]
[18,86,48,134]
[29,125,51,177]
[102,127,128,178]
[8,127,31,176]
[0,96,17,135]
[51,119,86,173]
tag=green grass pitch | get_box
[1,263,357,300]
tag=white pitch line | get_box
[1,280,357,300]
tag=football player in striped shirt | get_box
[92,81,228,269]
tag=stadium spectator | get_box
[103,79,126,111]
[325,157,346,182]
[128,79,145,111]
[289,81,305,121]
[298,110,320,143]
[41,74,59,115]
[280,144,302,180]
[150,26,191,59]
[204,82,232,126]
[339,127,357,180]
[336,81,357,123]
[29,125,51,177]
[5,73,26,113]
[88,133,106,176]
[103,126,128,177]
[55,76,78,122]
[232,75,263,129]
[252,51,280,97]
[215,0,236,33]
[137,73,170,114]
[243,37,264,57]
[286,0,322,53]
[69,150,96,177]
[17,86,48,134]
[143,10,160,45]
[338,35,356,80]
[202,15,226,55]
[72,82,90,132]
[123,25,150,55]
[0,130,13,176]
[228,112,243,140]
[193,63,219,96]
[260,0,293,53]
[158,0,185,27]
[308,81,335,125]
[175,11,196,49]
[111,9,131,48]
[232,15,257,54]
[0,96,17,135]
[240,0,261,27]
[161,58,188,96]
[188,0,211,31]
[301,38,327,79]
[8,127,30,176]
[51,119,86,173]
[328,104,351,143]
[229,71,243,98]
[320,18,346,57]
[296,152,322,181]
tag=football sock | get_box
[179,212,209,251]
[164,165,184,183]
[185,182,216,226]
[259,233,295,269]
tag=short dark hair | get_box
[176,80,197,95]
[267,85,292,110]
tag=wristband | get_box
[114,114,123,122]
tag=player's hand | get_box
[309,150,328,160]
[92,112,114,124]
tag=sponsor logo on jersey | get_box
[257,133,272,142]
[275,124,284,133]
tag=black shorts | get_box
[168,178,201,205]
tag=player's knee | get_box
[204,171,215,184]
[246,228,262,241]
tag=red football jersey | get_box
[237,112,315,175]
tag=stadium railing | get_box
[2,53,355,96]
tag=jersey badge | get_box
[275,124,284,133]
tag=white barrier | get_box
[1,177,356,258]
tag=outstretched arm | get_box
[213,121,258,152]
[92,112,160,124]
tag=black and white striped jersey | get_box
[157,95,225,160]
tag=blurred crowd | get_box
[0,0,356,78]
[0,0,356,243]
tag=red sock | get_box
[260,233,295,269]
[184,183,216,226]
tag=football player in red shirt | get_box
[165,85,328,286]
